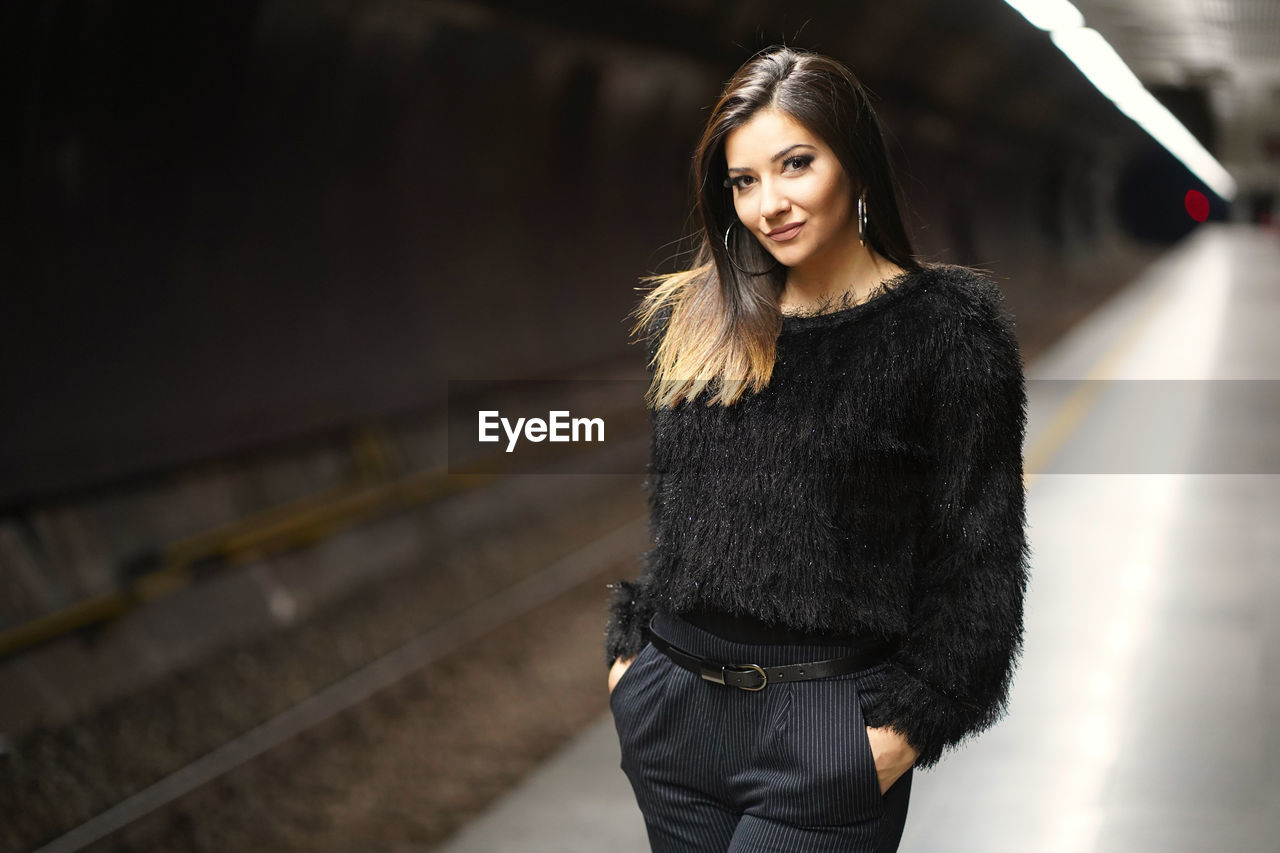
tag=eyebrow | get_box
[726,143,816,174]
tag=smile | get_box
[766,223,804,242]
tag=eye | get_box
[783,154,815,172]
[727,156,814,190]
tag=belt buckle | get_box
[701,662,768,691]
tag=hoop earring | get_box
[857,193,868,247]
[722,221,782,276]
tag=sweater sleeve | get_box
[603,452,662,667]
[603,305,670,668]
[860,274,1032,769]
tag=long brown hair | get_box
[633,46,923,408]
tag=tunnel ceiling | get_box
[484,0,1145,148]
[1071,0,1279,196]
[498,0,1274,194]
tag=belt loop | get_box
[699,665,727,686]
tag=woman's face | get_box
[722,108,857,271]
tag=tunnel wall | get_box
[2,0,1166,509]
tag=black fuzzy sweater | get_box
[603,263,1031,770]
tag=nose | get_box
[760,178,791,220]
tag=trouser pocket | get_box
[609,641,656,711]
[768,674,885,826]
[610,641,673,772]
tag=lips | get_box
[766,222,804,241]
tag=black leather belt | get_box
[648,631,892,691]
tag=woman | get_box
[604,46,1030,853]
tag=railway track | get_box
[6,470,648,853]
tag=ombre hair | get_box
[632,45,924,408]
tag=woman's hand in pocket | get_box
[866,725,919,794]
[608,655,637,695]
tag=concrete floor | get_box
[438,224,1280,852]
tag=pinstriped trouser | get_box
[610,610,913,852]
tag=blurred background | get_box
[1,1,1276,851]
